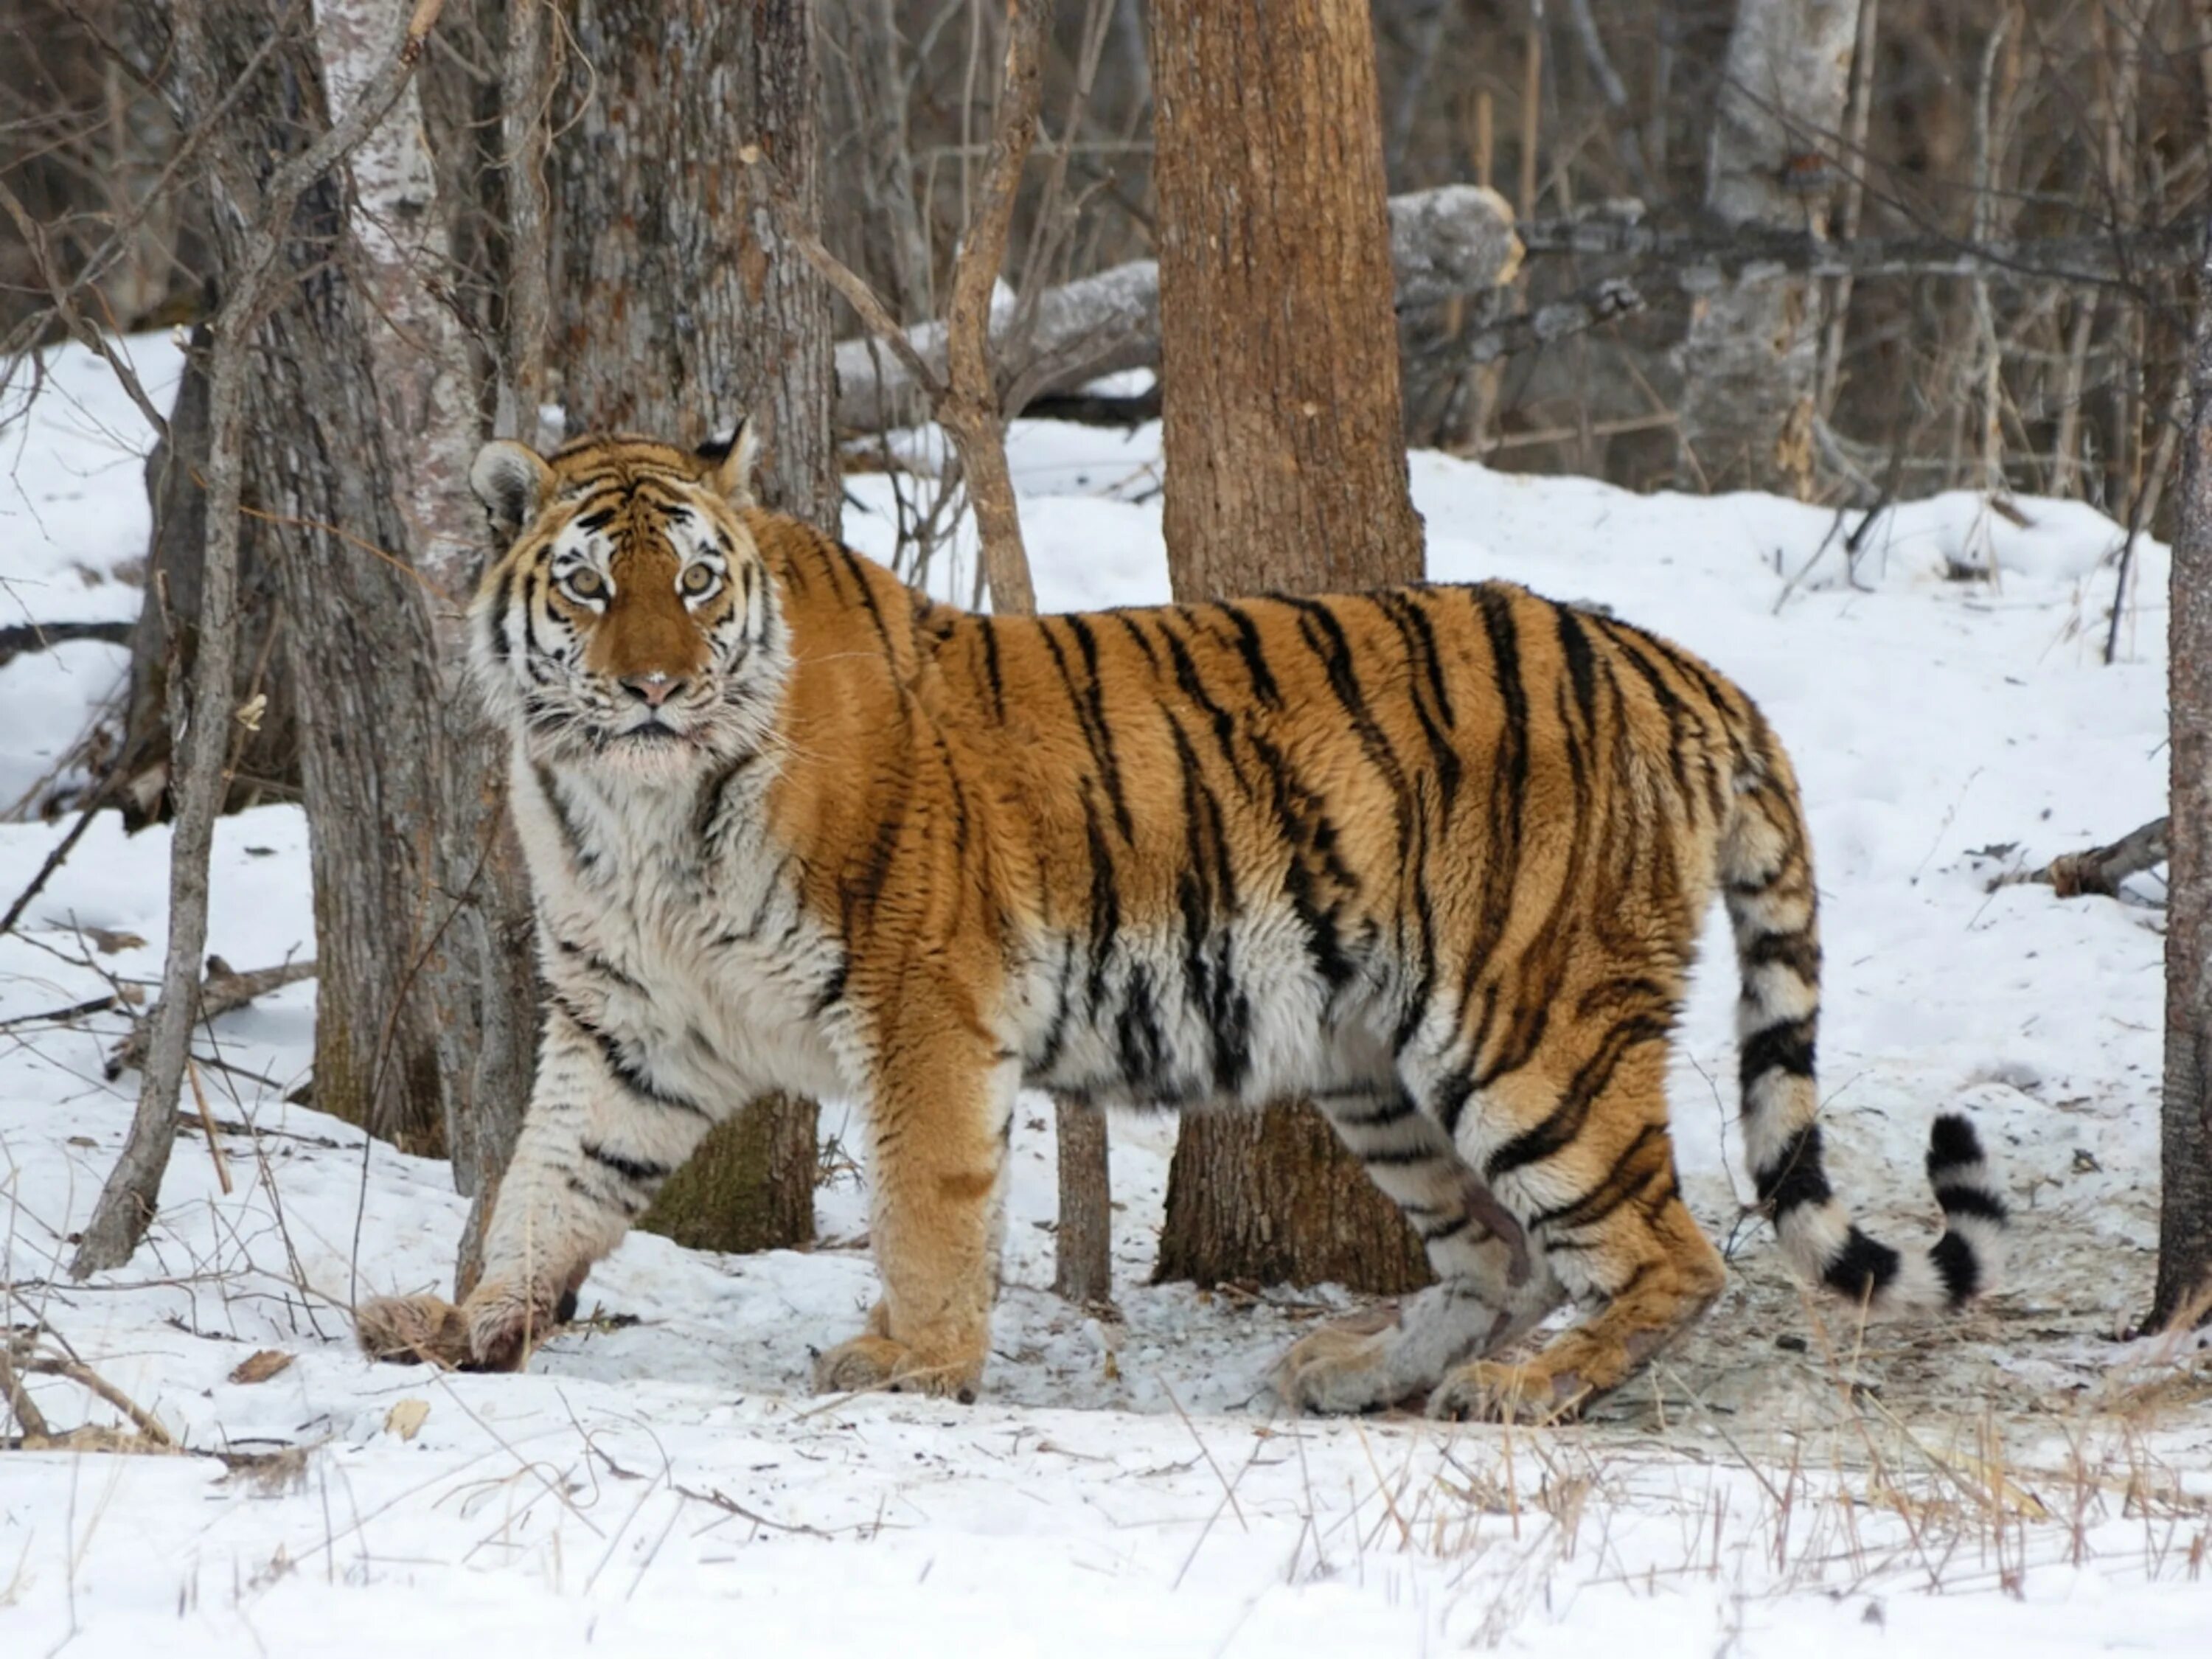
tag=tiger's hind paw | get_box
[1426,1359,1593,1425]
[813,1332,983,1403]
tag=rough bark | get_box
[2152,220,2212,1329]
[550,0,833,1249]
[1147,0,1430,1296]
[551,0,837,525]
[1675,0,1858,496]
[831,184,1521,434]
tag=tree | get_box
[546,0,835,1251]
[1145,0,1429,1295]
[2153,213,2212,1329]
[1675,0,1859,497]
[69,0,484,1274]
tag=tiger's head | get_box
[467,426,787,781]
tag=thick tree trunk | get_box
[549,0,833,1249]
[552,0,837,524]
[1147,0,1430,1296]
[1675,0,1858,497]
[2153,220,2212,1329]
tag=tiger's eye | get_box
[566,569,606,601]
[681,564,717,597]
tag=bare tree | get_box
[1145,0,1430,1295]
[1674,0,1859,495]
[2153,213,2212,1329]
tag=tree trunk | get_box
[114,322,304,829]
[1675,0,1858,497]
[1146,0,1429,1296]
[2153,218,2212,1329]
[549,0,833,1250]
[551,0,837,524]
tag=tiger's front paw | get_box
[812,1332,984,1403]
[354,1278,571,1372]
[355,1293,472,1367]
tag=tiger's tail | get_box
[1719,728,2007,1315]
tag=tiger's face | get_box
[466,427,786,781]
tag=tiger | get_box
[352,425,2008,1421]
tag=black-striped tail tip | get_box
[1925,1112,2008,1307]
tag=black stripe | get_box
[1214,603,1282,707]
[549,932,643,994]
[1925,1113,1986,1176]
[1529,1122,1666,1234]
[582,1139,672,1186]
[1081,793,1121,1014]
[1167,717,1251,1095]
[1372,591,1462,809]
[1753,1123,1833,1214]
[1928,1231,1980,1304]
[1484,1013,1670,1180]
[1283,597,1412,824]
[978,622,1007,723]
[532,763,597,872]
[1821,1226,1902,1301]
[1114,964,1167,1090]
[1040,619,1135,844]
[1932,1184,2008,1224]
[1554,605,1601,742]
[837,545,898,658]
[1739,1017,1817,1093]
[1329,1093,1416,1130]
[1110,610,1162,674]
[1158,616,1250,794]
[1741,929,1821,984]
[552,995,711,1119]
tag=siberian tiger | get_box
[353,427,2007,1420]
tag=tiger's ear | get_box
[695,417,761,508]
[470,439,556,535]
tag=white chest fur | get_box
[509,747,852,1114]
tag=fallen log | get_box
[1990,817,2168,898]
[834,183,1522,431]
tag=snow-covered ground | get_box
[2,336,2207,1655]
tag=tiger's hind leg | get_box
[1427,1034,1725,1423]
[1275,1088,1565,1414]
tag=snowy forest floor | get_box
[2,335,2208,1655]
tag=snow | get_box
[4,336,2210,1653]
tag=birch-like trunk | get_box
[316,0,538,1276]
[1675,0,1858,497]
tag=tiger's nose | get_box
[619,672,686,708]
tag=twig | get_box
[185,1058,233,1196]
[0,801,103,939]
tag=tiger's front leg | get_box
[355,1002,717,1370]
[814,1006,1015,1403]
